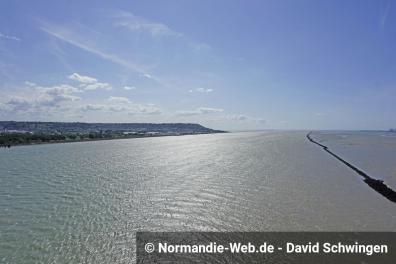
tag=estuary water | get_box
[1,131,395,263]
[311,131,396,190]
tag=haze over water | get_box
[1,131,396,263]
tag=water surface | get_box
[313,131,396,189]
[1,131,395,263]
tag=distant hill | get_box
[0,121,225,134]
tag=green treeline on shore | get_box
[0,132,161,147]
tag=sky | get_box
[0,0,395,130]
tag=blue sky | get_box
[0,0,395,130]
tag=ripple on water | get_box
[1,132,396,263]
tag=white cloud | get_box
[83,82,111,91]
[142,73,153,79]
[124,86,136,90]
[4,97,32,112]
[80,95,161,115]
[139,73,167,87]
[189,87,213,93]
[227,114,266,124]
[68,73,97,84]
[128,105,162,115]
[176,110,198,116]
[198,107,223,114]
[35,84,81,107]
[0,33,21,41]
[108,105,128,112]
[1,77,162,119]
[196,87,213,93]
[114,11,182,38]
[230,114,248,121]
[25,81,37,87]
[68,72,111,91]
[2,82,82,114]
[80,104,106,111]
[41,84,81,94]
[39,20,195,89]
[79,101,161,115]
[107,96,161,114]
[108,96,131,103]
[177,107,223,116]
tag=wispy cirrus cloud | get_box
[39,16,210,91]
[40,23,151,75]
[380,1,391,30]
[113,10,211,53]
[113,11,182,38]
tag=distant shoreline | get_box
[0,131,226,148]
[0,121,226,148]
